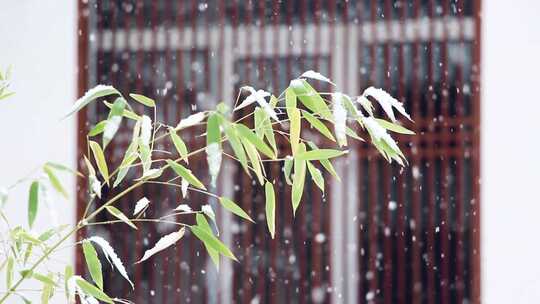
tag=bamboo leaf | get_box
[64,85,120,119]
[106,206,137,229]
[190,226,237,261]
[302,111,336,141]
[296,149,347,161]
[89,141,109,184]
[375,118,415,135]
[103,97,126,148]
[40,273,54,304]
[45,162,83,177]
[64,265,73,302]
[219,197,254,223]
[235,124,275,159]
[307,162,324,193]
[289,79,332,120]
[223,123,250,175]
[283,156,293,185]
[82,240,103,290]
[113,141,138,188]
[307,142,341,181]
[44,164,68,198]
[103,100,140,120]
[285,87,297,117]
[292,144,307,216]
[133,197,150,215]
[289,108,301,154]
[130,93,155,107]
[6,257,13,289]
[137,228,185,263]
[88,236,133,288]
[75,277,114,304]
[28,181,39,228]
[265,182,276,239]
[195,214,220,270]
[88,120,107,136]
[166,160,206,190]
[240,138,264,185]
[168,127,188,163]
[206,113,222,186]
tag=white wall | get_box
[482,0,540,303]
[0,1,77,302]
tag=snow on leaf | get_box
[133,197,150,215]
[87,236,134,289]
[140,115,152,146]
[64,85,120,119]
[206,143,222,187]
[363,87,411,122]
[299,70,335,85]
[181,179,189,198]
[176,112,206,130]
[136,228,185,263]
[175,204,192,212]
[362,115,400,153]
[332,93,348,147]
[201,204,216,221]
[235,87,279,121]
[356,95,374,116]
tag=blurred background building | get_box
[1,0,539,304]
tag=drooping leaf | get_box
[129,93,155,107]
[223,123,250,175]
[307,162,324,193]
[89,141,109,184]
[235,124,275,159]
[264,182,276,239]
[302,111,335,141]
[219,197,254,223]
[82,240,103,290]
[288,108,301,154]
[166,160,206,190]
[64,265,74,302]
[44,161,83,177]
[190,226,237,261]
[136,228,185,263]
[292,144,307,216]
[175,112,206,130]
[375,118,415,135]
[299,70,335,85]
[103,97,126,148]
[283,156,293,185]
[113,141,138,188]
[40,273,54,304]
[168,127,188,163]
[296,149,347,161]
[206,113,222,187]
[64,85,120,119]
[84,156,101,198]
[6,256,13,289]
[33,272,56,286]
[363,86,412,122]
[28,181,39,228]
[44,163,68,198]
[240,138,264,185]
[285,87,297,116]
[332,92,348,147]
[103,100,140,120]
[105,206,137,229]
[307,142,341,181]
[201,204,218,235]
[75,277,114,304]
[88,236,133,288]
[195,214,220,270]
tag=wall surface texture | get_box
[0,1,77,302]
[482,0,540,303]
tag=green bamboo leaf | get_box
[23,244,33,264]
[302,111,336,141]
[307,162,324,193]
[195,214,220,270]
[307,142,341,181]
[166,160,206,190]
[223,123,250,175]
[106,206,137,229]
[289,108,301,154]
[283,156,293,185]
[255,108,277,155]
[206,113,221,145]
[190,226,237,261]
[76,277,114,304]
[45,162,83,177]
[375,118,415,135]
[82,240,103,290]
[292,144,307,216]
[345,126,364,141]
[33,272,57,286]
[264,182,276,239]
[103,97,126,148]
[240,138,264,185]
[168,127,188,163]
[113,141,138,188]
[219,197,254,223]
[28,181,39,228]
[6,257,13,289]
[269,94,279,108]
[290,79,332,120]
[296,149,347,161]
[64,265,73,302]
[88,120,107,137]
[64,85,120,119]
[103,100,140,120]
[129,93,155,107]
[44,164,68,199]
[89,141,109,184]
[254,108,266,138]
[235,124,275,159]
[40,273,54,304]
